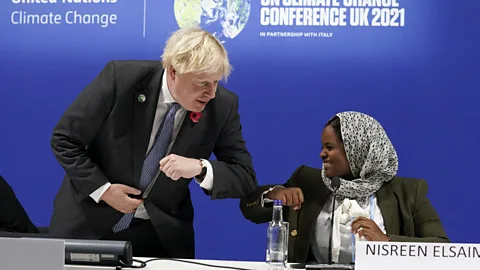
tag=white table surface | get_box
[65,258,282,270]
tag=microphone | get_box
[327,176,341,265]
[331,176,341,192]
[305,176,353,269]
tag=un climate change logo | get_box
[174,0,251,43]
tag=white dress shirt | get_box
[89,71,214,219]
[310,194,386,263]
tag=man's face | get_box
[167,67,221,112]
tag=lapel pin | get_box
[138,94,146,103]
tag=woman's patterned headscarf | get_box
[321,111,399,207]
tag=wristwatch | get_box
[196,159,208,182]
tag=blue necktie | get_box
[112,103,181,233]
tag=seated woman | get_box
[0,175,39,233]
[240,111,449,264]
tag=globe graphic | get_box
[174,0,251,43]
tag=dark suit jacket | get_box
[49,60,257,258]
[240,165,449,263]
[0,175,39,234]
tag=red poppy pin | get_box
[189,112,202,123]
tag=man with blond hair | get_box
[48,27,257,258]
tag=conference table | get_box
[66,258,283,270]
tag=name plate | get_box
[355,241,480,270]
[0,237,65,270]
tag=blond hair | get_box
[161,27,232,81]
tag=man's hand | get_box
[265,187,304,210]
[100,184,143,214]
[351,216,390,241]
[159,154,202,181]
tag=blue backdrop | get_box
[0,0,479,262]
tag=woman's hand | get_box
[351,216,390,241]
[265,187,304,210]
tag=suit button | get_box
[291,229,297,237]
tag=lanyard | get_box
[351,195,374,262]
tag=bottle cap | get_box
[274,200,282,206]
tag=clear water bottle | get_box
[266,200,289,269]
